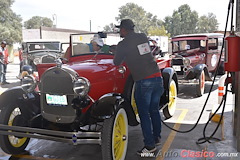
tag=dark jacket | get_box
[114,31,160,81]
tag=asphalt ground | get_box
[0,57,239,160]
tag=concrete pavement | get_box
[0,56,21,94]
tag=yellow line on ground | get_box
[156,108,188,160]
[13,154,63,160]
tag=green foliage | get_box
[103,3,163,35]
[116,3,163,34]
[103,3,219,37]
[147,26,170,37]
[197,13,219,33]
[164,4,199,36]
[164,4,218,36]
[103,23,116,32]
[0,0,22,44]
[24,16,53,29]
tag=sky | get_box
[11,0,233,32]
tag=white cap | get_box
[91,34,104,47]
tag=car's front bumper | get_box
[0,124,101,145]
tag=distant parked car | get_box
[18,40,63,79]
[149,38,165,57]
[171,33,225,96]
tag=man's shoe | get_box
[137,146,156,155]
[1,81,10,85]
[155,137,161,146]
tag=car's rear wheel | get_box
[0,102,30,154]
[163,80,177,119]
[196,70,205,97]
[101,107,128,160]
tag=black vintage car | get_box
[18,40,63,79]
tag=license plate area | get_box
[46,94,68,106]
[172,65,182,72]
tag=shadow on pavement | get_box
[177,82,218,99]
[0,81,20,89]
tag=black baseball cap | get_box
[115,19,135,30]
[1,41,7,45]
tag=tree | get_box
[103,23,116,32]
[0,0,22,45]
[24,16,53,29]
[197,13,219,33]
[164,4,198,36]
[147,26,170,37]
[104,3,164,35]
[116,3,163,34]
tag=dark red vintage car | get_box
[171,33,224,96]
[0,32,178,160]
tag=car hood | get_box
[65,59,115,75]
[36,57,119,80]
[29,51,60,57]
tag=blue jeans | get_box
[0,63,4,83]
[0,63,7,83]
[134,76,164,148]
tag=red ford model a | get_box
[0,32,178,160]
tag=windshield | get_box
[27,42,61,53]
[172,40,206,52]
[70,33,122,56]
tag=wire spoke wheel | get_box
[102,107,128,160]
[0,103,30,154]
[8,108,28,147]
[196,70,205,97]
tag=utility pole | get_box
[235,0,240,152]
[237,0,240,32]
[90,20,92,32]
[52,14,57,28]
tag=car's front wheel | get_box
[101,107,128,160]
[196,70,205,96]
[0,102,30,154]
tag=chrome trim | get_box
[0,124,101,145]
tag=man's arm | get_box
[113,41,126,66]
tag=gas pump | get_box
[224,34,240,72]
[229,0,240,152]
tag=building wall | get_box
[22,29,41,40]
[22,26,89,43]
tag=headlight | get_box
[28,54,32,59]
[21,75,37,92]
[33,58,41,65]
[183,58,191,66]
[73,77,90,97]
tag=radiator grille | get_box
[40,67,77,123]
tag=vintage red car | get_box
[171,33,224,96]
[0,32,178,160]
